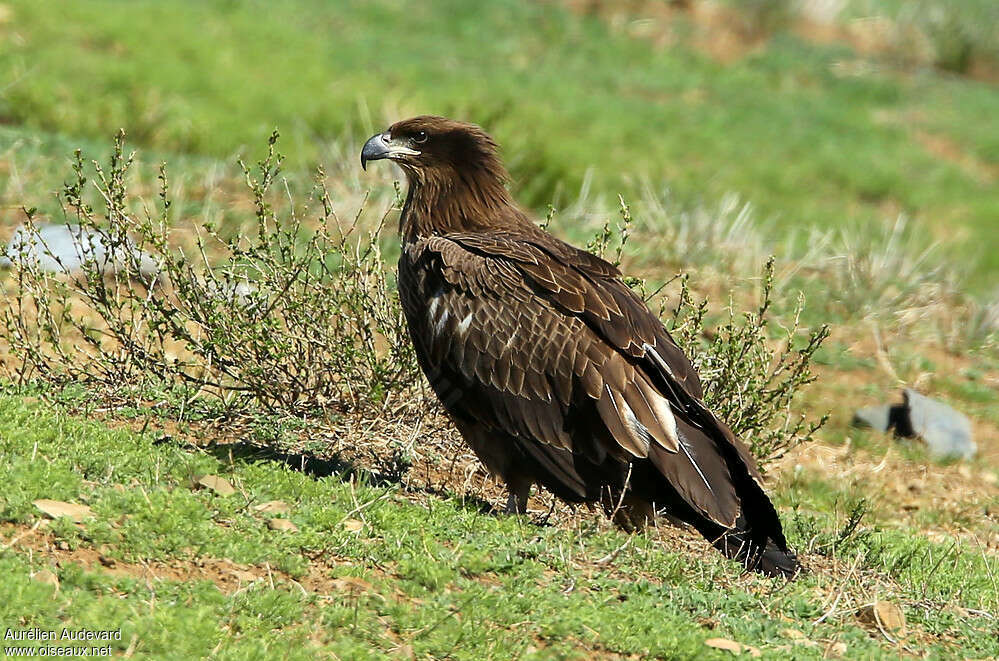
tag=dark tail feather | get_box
[645,494,800,578]
[709,527,800,578]
[756,542,800,578]
[624,460,801,577]
[708,437,801,579]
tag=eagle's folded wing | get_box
[402,232,764,527]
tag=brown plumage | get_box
[360,116,798,577]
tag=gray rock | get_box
[854,389,976,460]
[1,223,161,284]
[902,388,976,460]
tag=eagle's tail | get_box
[755,542,800,578]
[697,458,801,579]
[624,460,800,578]
[704,519,800,578]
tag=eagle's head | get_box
[360,116,505,183]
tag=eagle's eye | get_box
[413,131,428,144]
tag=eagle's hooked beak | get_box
[360,132,421,170]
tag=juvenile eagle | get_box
[361,116,798,577]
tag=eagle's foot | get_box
[504,477,531,515]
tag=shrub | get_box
[0,133,828,470]
[0,131,417,416]
[667,260,829,467]
[903,1,999,74]
[589,198,829,469]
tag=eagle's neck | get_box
[399,166,526,243]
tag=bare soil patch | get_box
[0,521,403,598]
[560,0,999,83]
[914,130,997,185]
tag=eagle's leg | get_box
[504,474,532,515]
[601,487,655,532]
[456,421,533,515]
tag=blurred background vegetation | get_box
[0,0,996,288]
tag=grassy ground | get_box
[0,125,995,659]
[0,0,996,287]
[0,1,997,659]
[0,387,996,660]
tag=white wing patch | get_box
[457,312,473,336]
[503,328,519,352]
[434,308,449,336]
[428,287,450,336]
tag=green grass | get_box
[0,0,996,287]
[1,393,995,659]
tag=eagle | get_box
[361,116,798,577]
